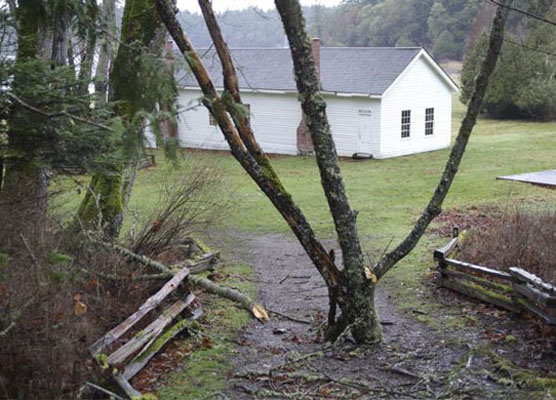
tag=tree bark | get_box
[50,2,69,65]
[94,0,116,103]
[78,1,98,95]
[275,0,381,344]
[0,0,48,237]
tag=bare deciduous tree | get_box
[155,0,510,344]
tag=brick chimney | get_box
[296,37,321,154]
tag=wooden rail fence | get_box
[434,230,556,325]
[89,253,219,399]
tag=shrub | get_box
[129,162,228,259]
[460,208,556,283]
[0,219,157,399]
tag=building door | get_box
[357,109,372,154]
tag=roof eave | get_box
[179,85,382,99]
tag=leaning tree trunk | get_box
[0,0,48,237]
[156,0,341,295]
[373,2,510,279]
[76,0,163,238]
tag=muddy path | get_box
[207,231,555,400]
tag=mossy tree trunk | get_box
[276,0,382,344]
[0,0,48,236]
[76,0,163,238]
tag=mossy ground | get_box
[154,263,254,399]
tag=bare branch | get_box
[374,1,510,278]
[6,92,114,131]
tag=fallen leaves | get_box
[73,294,87,316]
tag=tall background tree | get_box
[76,0,177,238]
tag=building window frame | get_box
[401,110,411,139]
[425,107,434,136]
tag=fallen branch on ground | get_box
[97,240,269,322]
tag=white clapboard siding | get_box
[177,90,300,155]
[377,55,453,159]
[177,89,380,157]
[324,95,381,157]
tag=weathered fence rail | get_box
[434,230,556,325]
[89,255,216,399]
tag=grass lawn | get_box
[53,96,556,397]
[125,96,556,261]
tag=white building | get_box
[171,41,458,159]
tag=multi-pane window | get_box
[425,108,434,136]
[401,110,411,138]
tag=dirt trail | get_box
[211,231,554,399]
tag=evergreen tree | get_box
[461,4,556,120]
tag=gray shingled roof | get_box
[175,47,422,96]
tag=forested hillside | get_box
[462,0,556,119]
[178,0,483,60]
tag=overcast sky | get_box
[177,0,342,13]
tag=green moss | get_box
[464,348,556,392]
[191,237,211,255]
[95,353,109,370]
[48,271,67,286]
[136,319,195,363]
[76,171,123,235]
[504,334,517,343]
[46,251,73,266]
[0,252,11,269]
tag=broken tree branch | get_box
[374,1,510,279]
[99,240,269,322]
